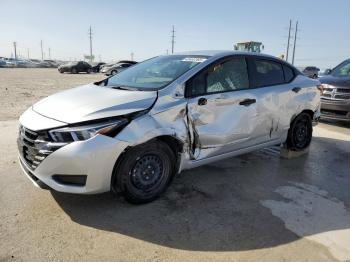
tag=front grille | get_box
[337,88,350,93]
[334,94,350,99]
[321,87,350,100]
[17,125,63,170]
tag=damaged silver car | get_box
[17,51,321,203]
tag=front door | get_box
[186,56,266,160]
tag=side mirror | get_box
[324,69,332,75]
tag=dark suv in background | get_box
[320,59,350,122]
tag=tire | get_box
[87,68,92,74]
[286,112,312,151]
[113,141,176,204]
[111,70,118,75]
[71,68,77,74]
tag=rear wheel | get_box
[113,141,175,204]
[286,112,312,151]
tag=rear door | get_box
[186,56,264,160]
[247,57,297,141]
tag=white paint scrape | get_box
[261,182,350,261]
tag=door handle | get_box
[239,98,256,106]
[198,97,207,106]
[292,87,302,93]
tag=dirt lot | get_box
[1,68,350,262]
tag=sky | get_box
[0,0,349,69]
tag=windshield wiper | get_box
[109,86,139,91]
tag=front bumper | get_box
[320,98,350,122]
[18,132,129,194]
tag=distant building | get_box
[234,41,264,53]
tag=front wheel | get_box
[113,141,175,204]
[286,112,312,151]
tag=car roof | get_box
[173,50,278,60]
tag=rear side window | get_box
[252,59,285,87]
[283,65,295,82]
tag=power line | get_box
[286,19,292,62]
[292,21,298,65]
[171,25,175,54]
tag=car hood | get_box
[32,83,157,124]
[319,75,350,88]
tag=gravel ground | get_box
[0,68,350,262]
[0,68,104,121]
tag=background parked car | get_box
[58,61,92,74]
[300,66,320,78]
[44,60,60,68]
[100,60,137,75]
[29,59,51,68]
[91,62,106,73]
[319,59,350,122]
[0,59,7,67]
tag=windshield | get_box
[106,55,208,90]
[332,60,350,77]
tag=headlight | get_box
[49,119,128,143]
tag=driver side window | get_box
[207,58,249,93]
[186,57,249,97]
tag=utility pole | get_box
[286,19,292,62]
[48,48,51,59]
[171,25,175,54]
[27,48,30,59]
[40,40,44,60]
[292,21,298,65]
[88,26,93,62]
[13,42,17,60]
[130,52,134,61]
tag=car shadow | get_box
[51,136,350,252]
